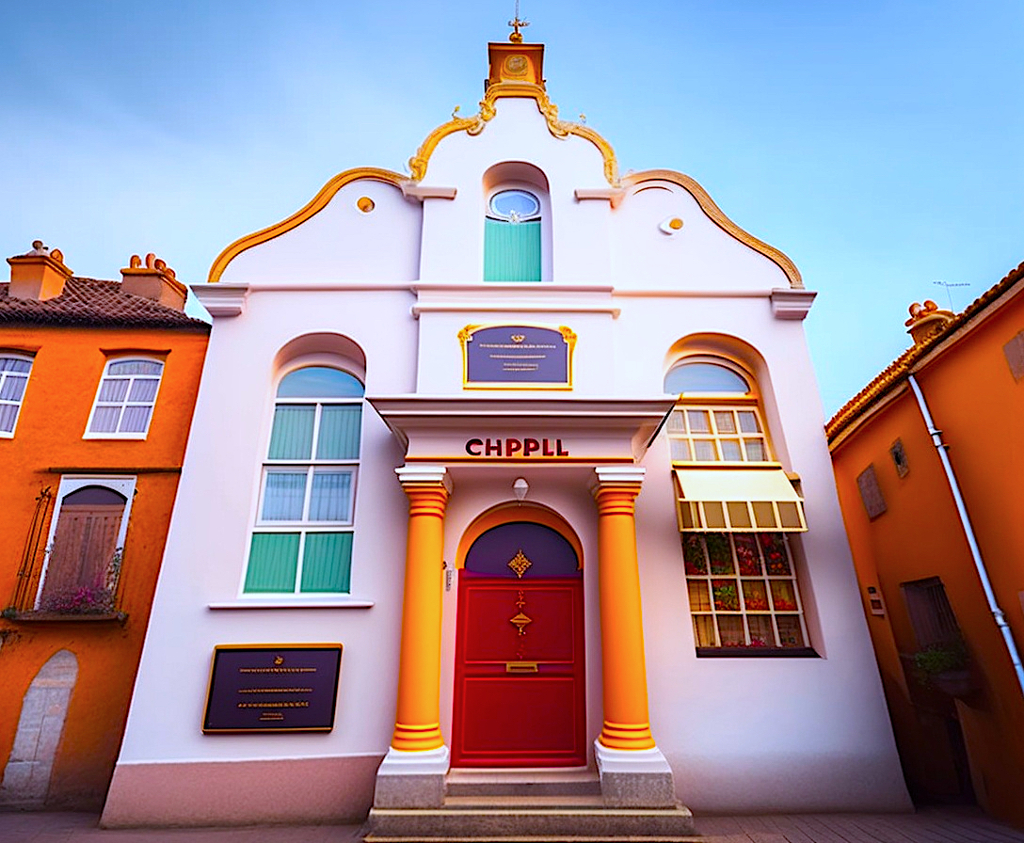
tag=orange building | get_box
[0,243,209,810]
[827,260,1024,827]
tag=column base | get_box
[594,740,677,807]
[373,745,450,808]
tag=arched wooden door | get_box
[452,521,585,767]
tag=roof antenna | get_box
[509,0,529,43]
[932,280,970,311]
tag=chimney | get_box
[120,253,187,311]
[905,299,955,346]
[6,241,73,301]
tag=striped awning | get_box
[673,468,807,532]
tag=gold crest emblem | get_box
[507,549,532,578]
[511,334,525,343]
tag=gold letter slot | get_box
[505,661,539,673]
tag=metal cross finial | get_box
[508,0,529,43]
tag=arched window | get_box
[664,359,770,463]
[0,353,33,436]
[484,188,542,282]
[666,356,811,654]
[86,357,164,438]
[244,366,363,594]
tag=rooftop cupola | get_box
[485,9,545,97]
[905,299,955,346]
[6,240,73,301]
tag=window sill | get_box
[82,433,149,440]
[207,597,374,610]
[2,610,127,625]
[696,647,819,658]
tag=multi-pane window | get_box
[0,354,33,436]
[684,532,809,651]
[668,357,811,653]
[87,358,164,437]
[667,407,770,463]
[665,360,770,463]
[245,366,363,595]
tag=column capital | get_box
[593,465,646,487]
[396,464,453,493]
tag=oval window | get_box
[489,189,541,222]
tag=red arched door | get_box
[452,521,585,767]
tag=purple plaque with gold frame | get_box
[202,644,342,733]
[460,324,576,389]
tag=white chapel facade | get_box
[103,33,910,827]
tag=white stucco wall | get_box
[109,69,909,824]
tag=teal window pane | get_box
[278,367,363,398]
[301,533,352,593]
[268,405,315,459]
[262,471,307,520]
[484,219,541,282]
[317,405,361,459]
[245,533,299,592]
[309,470,353,521]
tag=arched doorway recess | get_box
[452,507,586,767]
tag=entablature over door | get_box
[368,396,673,464]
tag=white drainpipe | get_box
[908,374,1024,696]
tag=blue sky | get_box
[2,1,1021,414]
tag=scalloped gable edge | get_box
[406,83,619,188]
[207,168,406,284]
[625,170,803,291]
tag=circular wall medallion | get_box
[504,55,528,76]
[357,196,375,213]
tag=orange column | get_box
[593,467,656,751]
[390,469,450,752]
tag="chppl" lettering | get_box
[465,438,569,458]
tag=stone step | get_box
[444,794,606,809]
[445,769,602,797]
[366,804,697,840]
[366,837,701,843]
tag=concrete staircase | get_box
[365,769,698,842]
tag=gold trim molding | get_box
[207,167,405,284]
[408,85,619,187]
[625,170,803,290]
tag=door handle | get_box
[505,661,539,673]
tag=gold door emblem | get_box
[507,549,532,578]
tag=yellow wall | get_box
[0,324,208,809]
[830,297,1024,826]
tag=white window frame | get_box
[84,356,165,440]
[0,353,34,438]
[34,475,137,609]
[668,403,773,464]
[243,365,363,596]
[683,531,811,652]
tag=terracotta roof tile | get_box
[826,260,1024,443]
[0,277,210,332]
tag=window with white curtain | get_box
[86,358,164,438]
[244,366,363,594]
[0,354,33,436]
